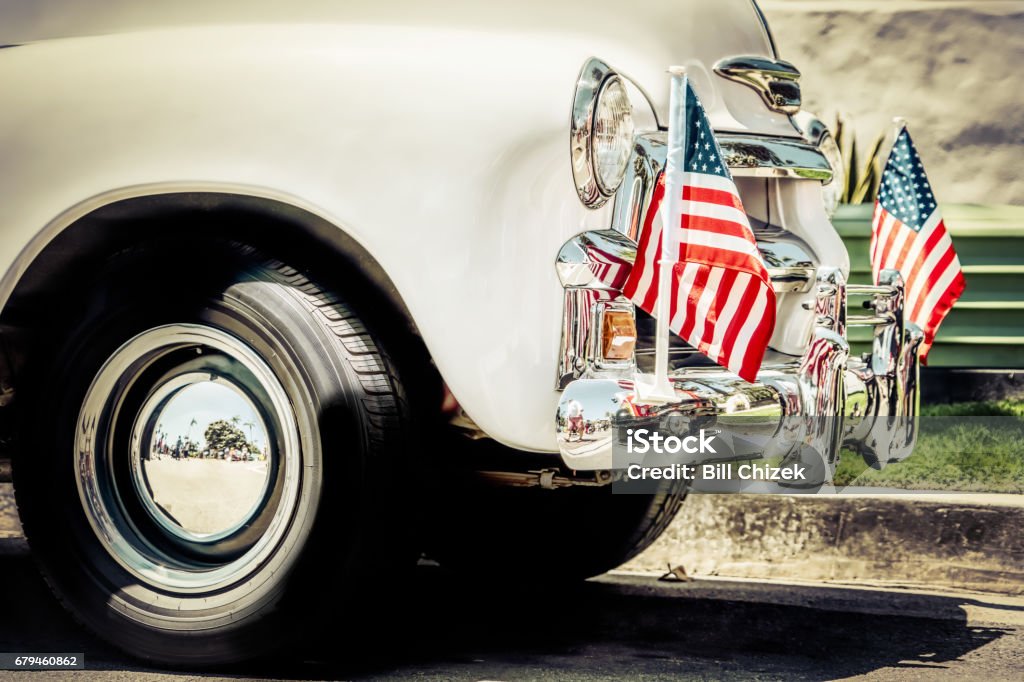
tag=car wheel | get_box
[13,245,411,665]
[430,441,685,583]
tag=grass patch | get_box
[834,400,1024,492]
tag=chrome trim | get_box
[610,131,831,239]
[594,299,637,371]
[556,269,922,474]
[844,270,924,467]
[714,55,802,114]
[128,372,272,544]
[555,231,817,387]
[571,57,662,210]
[769,268,816,294]
[717,133,832,181]
[611,133,665,241]
[557,231,815,293]
[556,229,637,289]
[759,239,816,294]
[570,58,621,209]
[792,111,830,147]
[557,288,636,390]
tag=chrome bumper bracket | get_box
[556,268,921,475]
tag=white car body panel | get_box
[0,0,817,453]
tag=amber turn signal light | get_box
[601,309,637,360]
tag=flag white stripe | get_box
[680,172,738,193]
[633,210,663,303]
[687,266,725,349]
[914,255,962,325]
[870,204,885,264]
[872,202,888,264]
[894,211,943,281]
[882,223,914,273]
[726,286,769,376]
[905,228,953,307]
[872,213,897,274]
[677,228,761,260]
[913,250,958,323]
[906,230,954,311]
[679,200,749,229]
[669,262,700,331]
[706,271,751,362]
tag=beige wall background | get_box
[762,0,1024,205]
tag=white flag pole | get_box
[892,116,907,143]
[642,66,688,402]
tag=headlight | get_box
[592,78,634,195]
[818,131,844,219]
[570,58,635,209]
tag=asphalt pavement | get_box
[1,483,1023,680]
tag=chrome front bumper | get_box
[555,267,923,473]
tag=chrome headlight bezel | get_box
[570,58,636,209]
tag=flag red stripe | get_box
[696,269,736,355]
[869,204,884,265]
[901,221,948,293]
[719,275,762,375]
[918,272,965,364]
[888,225,919,277]
[909,245,957,322]
[678,265,711,341]
[740,286,775,380]
[679,212,757,242]
[682,186,745,212]
[676,241,769,282]
[874,214,904,274]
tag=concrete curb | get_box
[3,484,1022,594]
[623,493,1024,596]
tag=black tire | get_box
[13,244,412,666]
[430,441,685,583]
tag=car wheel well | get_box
[0,192,440,425]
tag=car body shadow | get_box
[0,539,1015,681]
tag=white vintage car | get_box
[0,0,921,665]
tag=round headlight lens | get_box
[592,76,635,196]
[818,131,844,218]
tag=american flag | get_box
[871,128,964,361]
[620,81,775,382]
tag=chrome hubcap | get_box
[131,378,273,542]
[75,324,301,592]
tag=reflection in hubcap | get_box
[135,381,272,540]
[75,323,301,591]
